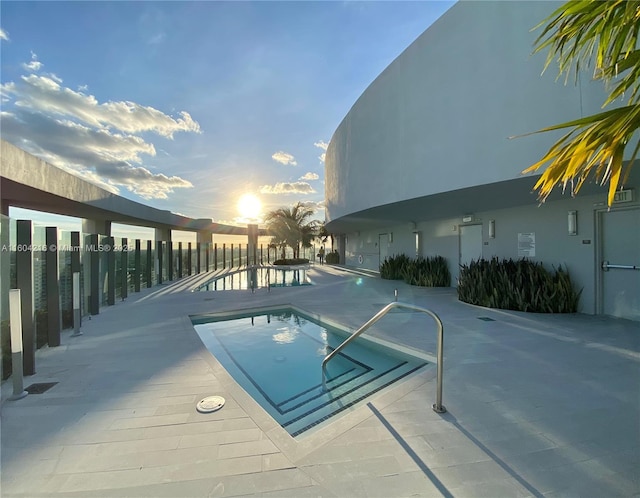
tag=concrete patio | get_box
[1,265,638,497]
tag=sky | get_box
[0,1,454,241]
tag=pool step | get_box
[281,360,427,437]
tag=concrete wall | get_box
[325,1,611,223]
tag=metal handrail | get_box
[321,301,446,413]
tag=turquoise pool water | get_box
[192,308,428,437]
[196,267,311,291]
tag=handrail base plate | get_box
[432,404,447,414]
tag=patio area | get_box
[1,265,638,497]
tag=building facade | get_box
[324,1,640,320]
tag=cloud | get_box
[314,140,328,150]
[23,60,43,72]
[1,110,193,199]
[0,60,200,200]
[299,172,319,181]
[259,182,316,195]
[271,151,297,166]
[1,73,201,138]
[22,51,43,72]
[300,200,325,211]
[0,28,9,41]
[314,141,328,163]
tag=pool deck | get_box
[1,265,639,497]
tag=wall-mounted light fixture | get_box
[489,219,495,239]
[568,210,577,236]
[388,232,393,243]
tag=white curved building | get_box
[325,1,639,320]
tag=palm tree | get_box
[265,202,318,260]
[317,222,334,251]
[523,1,639,206]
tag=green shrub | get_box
[325,250,339,264]
[457,257,582,313]
[401,256,451,287]
[380,254,411,280]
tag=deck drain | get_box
[196,395,226,413]
[477,317,495,322]
[25,382,58,394]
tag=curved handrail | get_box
[321,301,446,413]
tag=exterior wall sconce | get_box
[568,210,577,236]
[489,220,495,239]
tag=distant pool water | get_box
[196,267,312,291]
[192,307,428,437]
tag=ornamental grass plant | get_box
[457,257,581,313]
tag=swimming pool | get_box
[196,267,312,291]
[192,307,429,437]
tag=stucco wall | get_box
[325,1,610,223]
[342,189,640,315]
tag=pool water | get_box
[192,308,428,437]
[196,267,311,291]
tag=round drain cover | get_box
[196,395,226,413]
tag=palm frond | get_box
[523,105,640,205]
[526,0,640,206]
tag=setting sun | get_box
[237,193,262,220]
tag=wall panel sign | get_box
[613,189,634,204]
[518,232,536,257]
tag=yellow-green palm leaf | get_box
[525,0,640,206]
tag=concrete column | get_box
[45,227,61,347]
[16,220,35,375]
[154,227,170,285]
[82,219,111,236]
[178,242,183,278]
[154,227,171,242]
[196,231,211,273]
[196,230,212,245]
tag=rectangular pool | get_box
[192,307,428,437]
[195,267,312,291]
